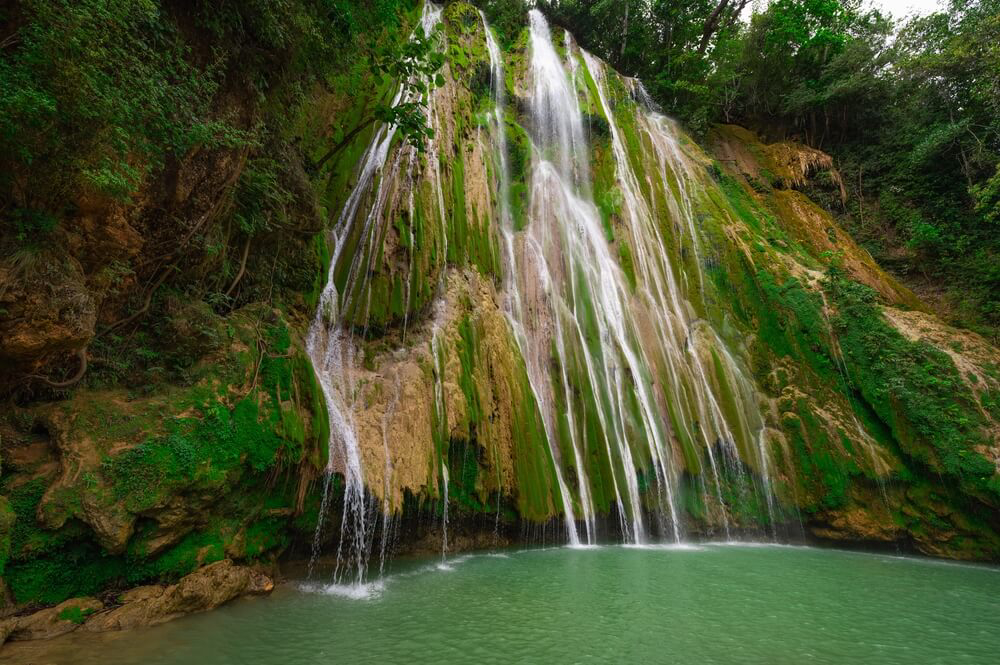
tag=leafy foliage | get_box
[0,0,254,206]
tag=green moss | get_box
[98,321,316,516]
[787,400,854,511]
[126,528,226,584]
[447,440,487,513]
[4,477,84,563]
[244,516,291,558]
[828,275,998,502]
[680,474,707,521]
[505,349,561,521]
[6,540,125,605]
[718,466,771,527]
[753,270,837,381]
[617,240,637,291]
[0,496,14,576]
[101,395,284,513]
[448,151,469,265]
[504,114,532,231]
[58,605,96,624]
[456,315,482,426]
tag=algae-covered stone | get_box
[0,307,325,607]
[0,596,103,644]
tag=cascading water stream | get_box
[482,11,593,547]
[505,10,780,543]
[379,373,402,574]
[510,11,662,543]
[429,298,451,563]
[439,464,450,563]
[478,13,526,550]
[306,3,445,586]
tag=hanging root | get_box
[225,236,252,298]
[23,347,89,388]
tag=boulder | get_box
[81,560,273,632]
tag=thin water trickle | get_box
[429,298,451,562]
[440,463,450,562]
[305,3,445,586]
[379,372,402,575]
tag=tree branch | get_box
[699,0,733,55]
[311,115,377,172]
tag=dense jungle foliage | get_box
[0,0,445,391]
[0,0,424,215]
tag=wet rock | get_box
[0,251,96,379]
[811,507,901,543]
[35,407,135,554]
[0,562,273,644]
[81,560,273,633]
[0,597,103,644]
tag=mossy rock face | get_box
[701,125,1000,558]
[0,307,325,606]
[339,269,561,524]
[333,1,504,337]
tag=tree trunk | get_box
[312,115,376,172]
[698,0,732,54]
[722,0,750,32]
[619,0,630,68]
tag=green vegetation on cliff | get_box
[1,311,325,605]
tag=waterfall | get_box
[431,305,450,563]
[484,11,590,547]
[509,10,660,543]
[306,4,781,571]
[379,372,402,574]
[306,2,445,586]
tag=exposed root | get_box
[23,347,88,388]
[225,236,252,298]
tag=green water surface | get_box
[3,544,998,664]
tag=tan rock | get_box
[811,507,901,543]
[708,124,922,310]
[119,586,164,604]
[82,560,273,633]
[0,251,97,375]
[0,597,103,644]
